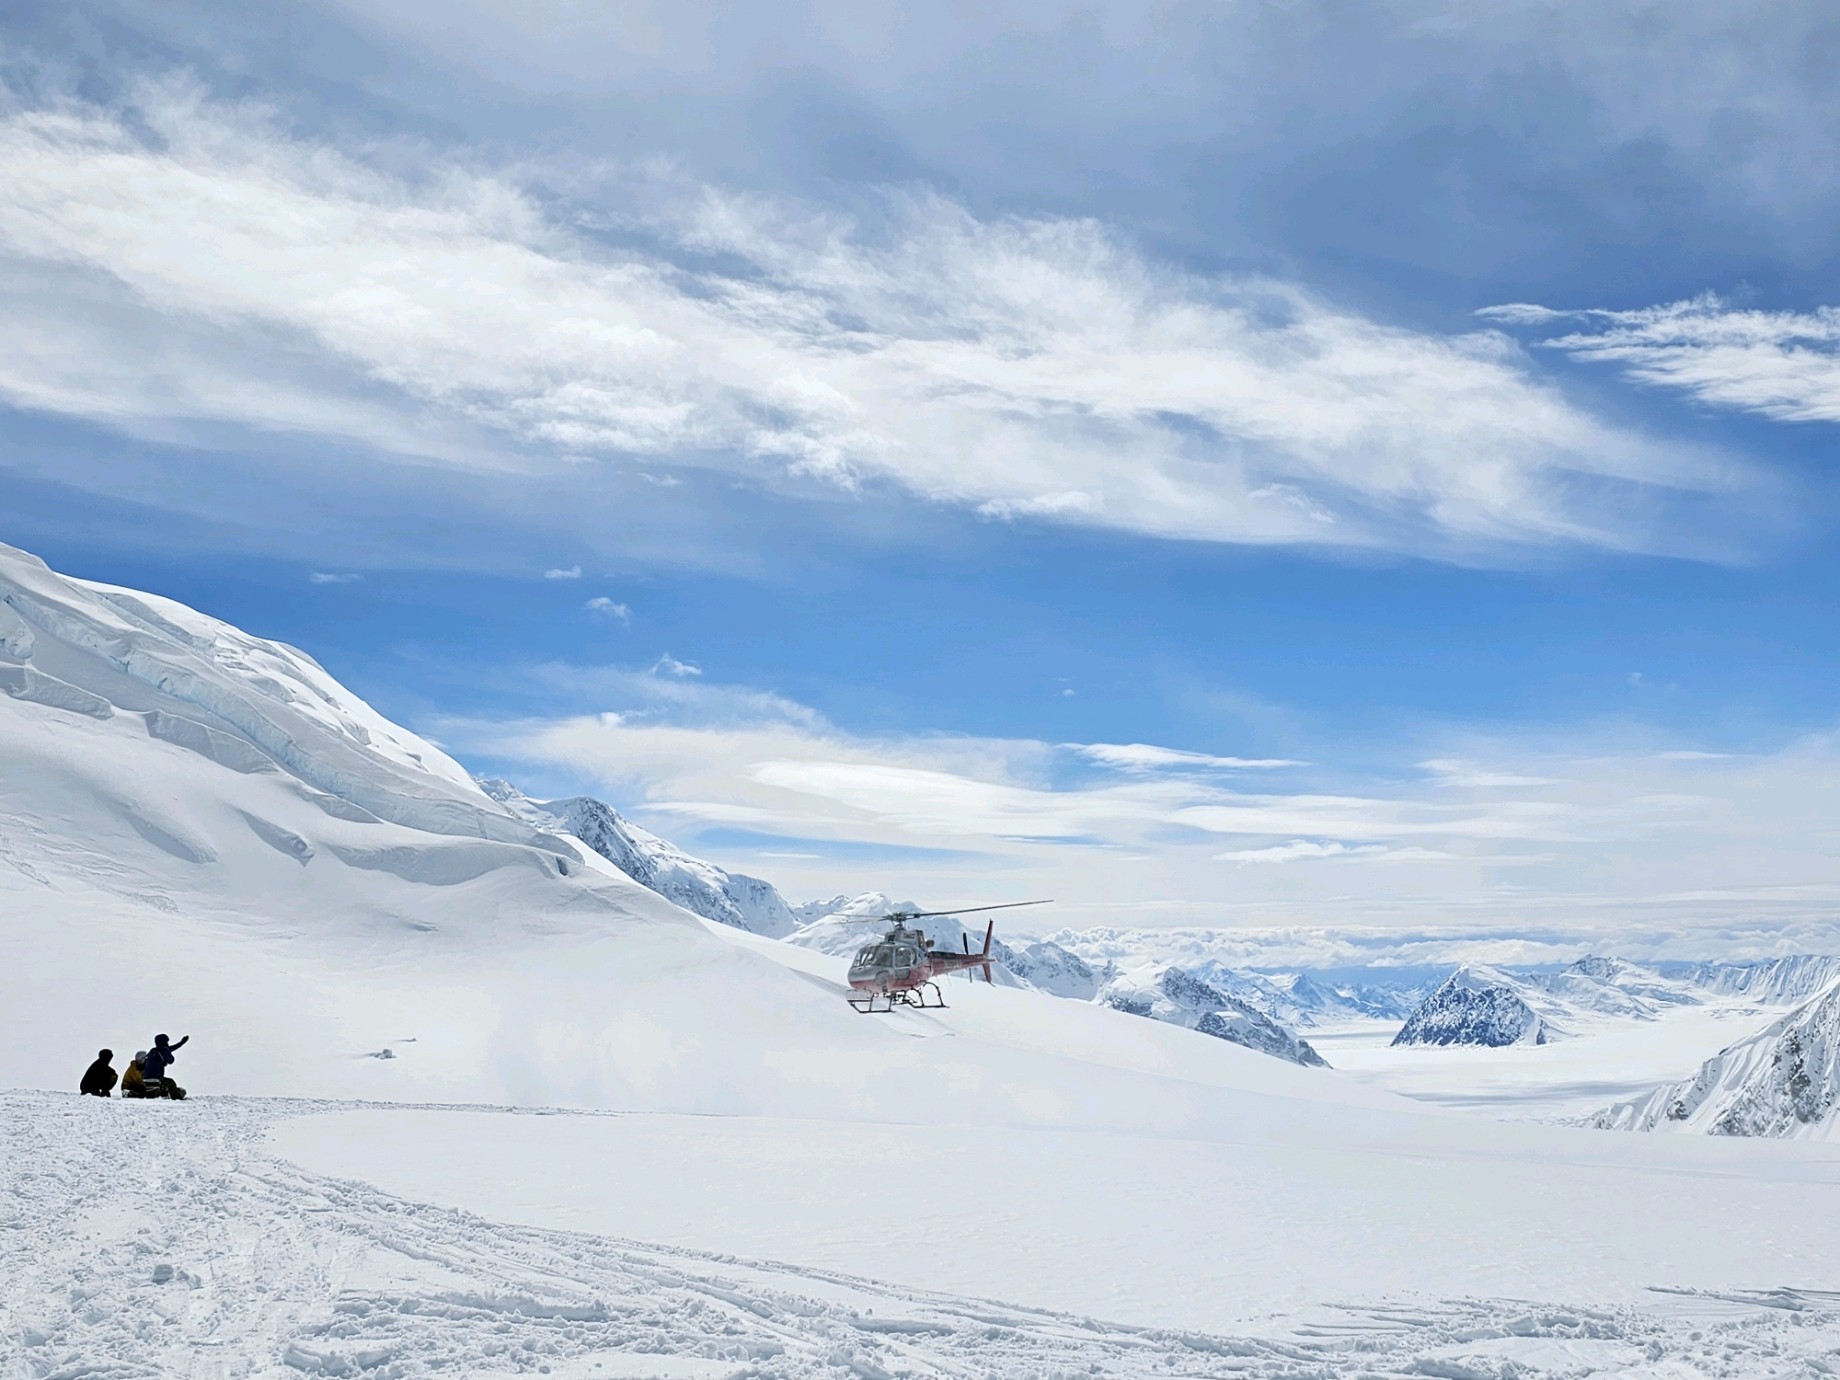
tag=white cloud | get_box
[544,565,582,580]
[443,669,1840,944]
[651,653,701,678]
[308,571,362,584]
[584,596,631,622]
[1212,840,1452,864]
[0,80,1752,561]
[1483,294,1840,425]
[1077,742,1301,772]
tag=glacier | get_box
[1595,976,1840,1140]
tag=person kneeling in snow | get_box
[122,1050,185,1099]
[140,1033,189,1100]
[80,1048,117,1097]
[121,1052,153,1097]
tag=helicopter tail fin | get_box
[981,920,995,982]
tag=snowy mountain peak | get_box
[482,778,798,938]
[1392,965,1549,1048]
[1565,955,1626,981]
[1596,976,1840,1139]
[1098,965,1329,1067]
[0,541,551,850]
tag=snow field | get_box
[10,1092,1840,1380]
[273,1098,1840,1336]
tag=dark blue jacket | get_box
[143,1036,188,1080]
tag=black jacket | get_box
[80,1058,117,1097]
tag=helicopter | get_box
[843,901,1051,1013]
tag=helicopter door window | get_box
[895,945,917,968]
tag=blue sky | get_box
[5,2,1840,954]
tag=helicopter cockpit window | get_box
[853,945,878,967]
[872,945,896,967]
[894,945,917,968]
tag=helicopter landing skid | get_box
[848,982,947,1014]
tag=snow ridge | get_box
[481,780,798,937]
[0,542,557,852]
[1650,955,1840,1006]
[1596,977,1840,1140]
[1099,966,1330,1067]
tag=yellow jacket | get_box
[121,1060,145,1093]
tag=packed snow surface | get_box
[17,1094,1840,1380]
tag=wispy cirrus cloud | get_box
[1074,743,1302,773]
[0,78,1756,563]
[1482,294,1840,425]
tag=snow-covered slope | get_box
[1099,966,1329,1067]
[1595,978,1840,1139]
[2,541,1390,1118]
[481,779,797,937]
[1393,966,1549,1047]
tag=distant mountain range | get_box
[1388,955,1840,1049]
[479,773,1840,1093]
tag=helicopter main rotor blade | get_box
[907,899,1053,919]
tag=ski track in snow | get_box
[5,1094,1840,1380]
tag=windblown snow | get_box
[8,539,1840,1378]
